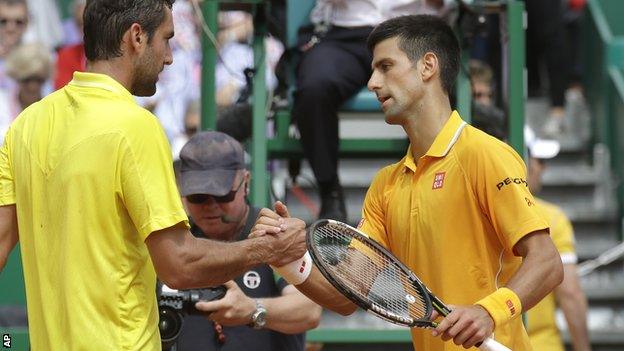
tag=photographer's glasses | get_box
[186,178,244,204]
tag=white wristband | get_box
[271,251,312,286]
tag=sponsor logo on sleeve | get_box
[496,177,527,191]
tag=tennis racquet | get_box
[306,219,512,351]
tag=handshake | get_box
[249,201,310,268]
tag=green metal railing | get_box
[584,0,624,233]
[202,0,269,206]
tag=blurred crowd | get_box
[0,0,285,155]
[0,0,587,191]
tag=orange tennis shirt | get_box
[359,111,548,351]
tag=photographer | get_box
[175,131,322,351]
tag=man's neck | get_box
[403,96,452,162]
[87,59,133,92]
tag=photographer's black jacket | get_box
[175,206,306,351]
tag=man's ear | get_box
[421,52,439,83]
[128,23,147,53]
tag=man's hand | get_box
[432,305,494,349]
[250,207,286,238]
[250,203,307,267]
[195,280,256,327]
[266,217,307,267]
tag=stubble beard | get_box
[131,54,160,97]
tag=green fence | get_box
[584,0,624,232]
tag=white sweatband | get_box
[271,251,312,286]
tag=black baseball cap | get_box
[178,131,245,197]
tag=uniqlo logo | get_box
[432,172,446,189]
[506,299,516,315]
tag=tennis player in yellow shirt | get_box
[524,127,592,351]
[0,1,305,349]
[255,15,563,350]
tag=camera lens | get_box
[159,306,183,349]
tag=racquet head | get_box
[307,219,439,328]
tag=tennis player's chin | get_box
[384,112,402,125]
[133,84,158,97]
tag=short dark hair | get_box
[83,0,174,61]
[367,15,460,96]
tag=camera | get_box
[157,283,226,350]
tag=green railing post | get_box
[201,1,219,130]
[456,49,472,123]
[507,0,526,156]
[250,4,268,207]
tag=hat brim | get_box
[179,169,237,197]
[530,139,560,159]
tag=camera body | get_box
[157,283,226,350]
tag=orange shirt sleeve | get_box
[465,140,549,254]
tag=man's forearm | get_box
[557,265,592,351]
[0,205,18,273]
[260,288,322,334]
[149,226,275,289]
[561,295,591,351]
[506,231,564,311]
[173,234,274,289]
[295,267,358,316]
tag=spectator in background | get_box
[54,0,86,89]
[291,0,443,223]
[469,59,506,141]
[170,98,201,159]
[0,0,29,90]
[469,59,494,106]
[0,43,52,140]
[137,0,201,150]
[215,11,283,108]
[175,131,321,351]
[523,0,568,137]
[61,0,86,47]
[525,126,592,351]
[21,0,63,50]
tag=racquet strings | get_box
[312,222,429,322]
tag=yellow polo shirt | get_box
[0,72,189,350]
[359,111,548,351]
[527,198,576,351]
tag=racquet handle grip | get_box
[477,337,512,351]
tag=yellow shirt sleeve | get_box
[0,126,15,206]
[119,112,189,240]
[359,166,391,249]
[539,200,576,262]
[466,140,548,253]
